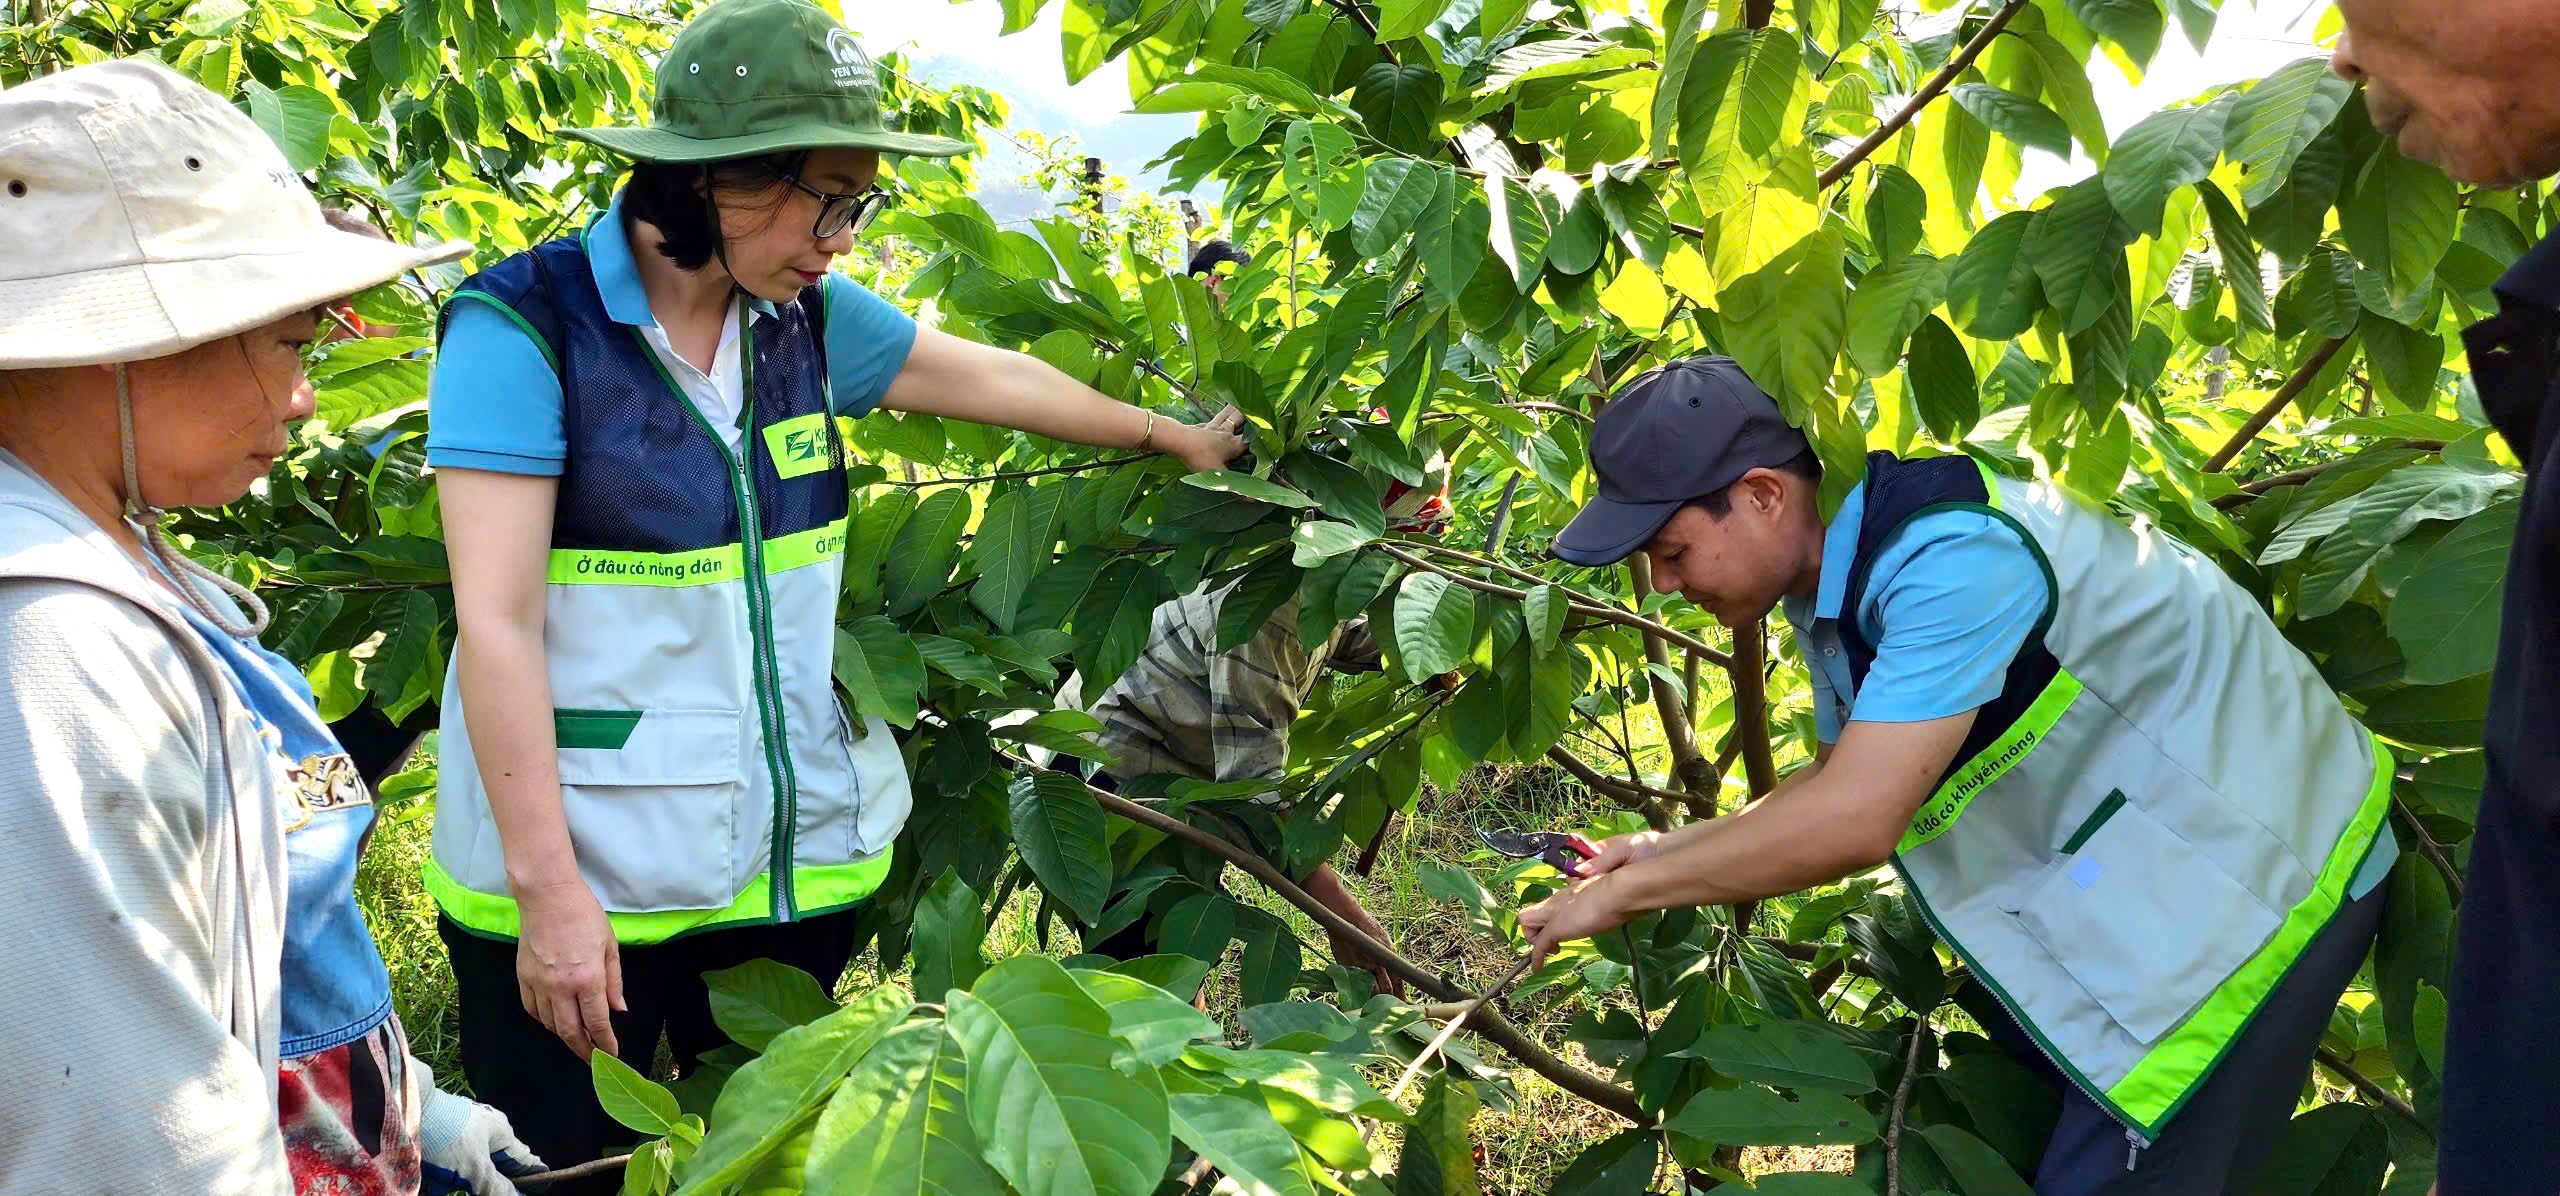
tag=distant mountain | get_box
[903,50,1224,220]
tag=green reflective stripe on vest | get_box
[546,519,848,586]
[1974,459,2005,509]
[763,517,847,574]
[2101,735,2397,1131]
[1899,668,2085,853]
[421,847,894,946]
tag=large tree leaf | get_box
[591,1049,681,1136]
[1935,1048,2063,1173]
[1679,1022,1878,1094]
[1719,228,1850,419]
[1906,315,1981,442]
[1071,969,1223,1067]
[703,959,842,1053]
[1393,571,1476,682]
[1352,158,1443,258]
[1847,253,1949,374]
[966,485,1064,631]
[1950,82,2069,156]
[806,1020,1002,1196]
[2198,181,2273,333]
[2226,57,2355,207]
[679,985,916,1191]
[1372,0,1450,40]
[913,869,990,1001]
[2389,500,2519,684]
[1074,559,1171,693]
[1946,210,2043,340]
[1393,1074,1479,1196]
[241,80,336,172]
[2064,0,2164,64]
[2340,143,2462,303]
[1916,1123,2035,1196]
[885,489,974,615]
[1647,0,1711,161]
[2363,676,2492,749]
[1662,1083,1880,1146]
[2242,1103,2388,1195]
[2102,93,2236,235]
[1352,62,1444,154]
[836,616,927,730]
[2025,181,2135,335]
[1488,173,1553,291]
[1551,1129,1659,1195]
[948,957,1173,1196]
[1008,770,1112,925]
[1169,1090,1320,1196]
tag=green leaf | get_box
[1649,0,1710,161]
[1393,1074,1479,1196]
[2227,57,2356,208]
[1393,571,1476,682]
[1075,560,1171,695]
[591,1049,681,1136]
[1866,164,1928,262]
[1682,1022,1877,1094]
[1158,892,1241,962]
[680,986,916,1191]
[1747,1178,1873,1196]
[1551,1130,1658,1195]
[1946,211,2042,340]
[1352,63,1444,155]
[1236,910,1303,1007]
[2275,248,2357,341]
[2197,181,2273,334]
[1662,1083,1880,1146]
[948,957,1173,1196]
[1846,253,1949,374]
[357,589,436,709]
[1009,771,1113,926]
[886,489,974,616]
[2389,500,2518,684]
[1071,969,1223,1067]
[703,959,841,1053]
[1525,584,1567,655]
[1183,469,1317,507]
[1732,27,1804,160]
[2363,676,2491,749]
[2413,979,2449,1079]
[966,486,1062,631]
[2025,181,2134,335]
[2242,1103,2387,1195]
[1373,0,1450,40]
[1906,316,1980,442]
[2101,93,2237,235]
[240,81,335,172]
[2341,143,2462,302]
[1292,519,1374,566]
[806,1020,1002,1196]
[1488,174,1553,291]
[913,869,990,1001]
[836,616,927,730]
[1168,1091,1319,1196]
[2361,316,2448,409]
[1719,228,1850,419]
[1353,159,1443,259]
[1950,83,2069,156]
[1915,1123,2035,1196]
[1216,556,1307,652]
[2064,0,2164,64]
[1935,1048,2062,1173]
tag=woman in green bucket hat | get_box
[420,0,1244,1177]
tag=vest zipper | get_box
[629,312,800,924]
[1886,858,2156,1150]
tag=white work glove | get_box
[418,1083,545,1196]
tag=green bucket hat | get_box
[565,0,973,163]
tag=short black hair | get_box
[1685,446,1823,518]
[1187,238,1248,277]
[622,152,806,271]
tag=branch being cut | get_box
[2315,1045,2425,1128]
[1378,544,1735,667]
[1815,0,2032,191]
[1546,747,1679,829]
[2392,795,2466,904]
[2203,331,2356,473]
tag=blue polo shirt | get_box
[425,189,918,476]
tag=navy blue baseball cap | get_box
[1551,356,1812,566]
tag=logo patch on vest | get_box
[762,412,840,480]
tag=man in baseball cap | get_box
[1527,355,2400,1193]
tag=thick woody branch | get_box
[1546,747,1678,830]
[1376,545,1735,668]
[2208,440,2449,509]
[1729,620,1779,798]
[1815,0,2032,191]
[2203,332,2356,473]
[1627,555,1720,799]
[1088,782,1648,1123]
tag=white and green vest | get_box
[424,239,903,945]
[1844,453,2395,1140]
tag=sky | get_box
[843,0,2336,222]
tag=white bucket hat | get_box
[0,58,468,368]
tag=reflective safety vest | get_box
[1844,452,2396,1141]
[423,240,905,945]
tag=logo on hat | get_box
[826,28,874,87]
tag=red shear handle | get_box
[1564,834,1600,860]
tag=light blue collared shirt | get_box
[424,189,918,476]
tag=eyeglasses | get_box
[779,171,892,239]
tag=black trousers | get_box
[1969,882,2386,1194]
[435,911,860,1195]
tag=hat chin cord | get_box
[116,354,271,639]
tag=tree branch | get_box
[1729,619,1779,798]
[518,1154,633,1188]
[1814,0,2032,191]
[1627,554,1720,799]
[894,454,1152,487]
[2392,795,2466,905]
[2207,441,2448,508]
[1886,1022,1929,1196]
[2315,1045,2425,1128]
[1546,747,1678,830]
[1378,544,1736,668]
[2203,332,2356,473]
[1087,780,1649,1122]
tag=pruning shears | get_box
[1476,827,1601,878]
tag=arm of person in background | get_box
[427,303,623,1063]
[878,326,1243,472]
[0,585,292,1194]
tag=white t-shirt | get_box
[635,298,748,454]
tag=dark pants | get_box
[1973,883,2386,1194]
[436,911,861,1195]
